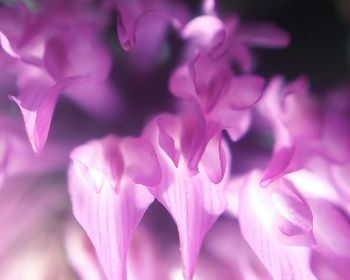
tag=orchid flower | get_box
[0,0,349,280]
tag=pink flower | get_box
[0,1,349,279]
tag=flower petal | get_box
[238,171,317,280]
[157,116,180,167]
[308,199,350,279]
[70,136,124,193]
[120,137,161,187]
[143,116,230,279]
[199,132,226,184]
[11,76,79,153]
[261,145,295,186]
[157,160,228,280]
[0,31,20,59]
[270,178,314,245]
[65,223,105,280]
[115,1,181,51]
[310,199,350,260]
[43,37,67,80]
[68,137,154,280]
[227,75,265,110]
[169,65,195,99]
[182,15,225,51]
[238,23,290,48]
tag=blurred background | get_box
[220,0,350,92]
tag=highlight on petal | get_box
[68,136,154,280]
[182,15,225,51]
[0,31,20,59]
[238,170,317,280]
[270,178,314,245]
[70,136,124,193]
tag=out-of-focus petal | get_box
[308,199,350,279]
[11,74,78,153]
[258,77,297,185]
[65,222,105,280]
[43,37,67,80]
[238,23,290,48]
[201,0,216,15]
[310,199,350,260]
[169,65,195,99]
[182,15,225,51]
[0,137,10,186]
[270,178,314,245]
[217,109,252,142]
[0,30,20,59]
[115,0,182,51]
[226,74,265,110]
[204,218,272,280]
[239,171,317,280]
[330,163,350,201]
[261,145,295,186]
[0,176,75,279]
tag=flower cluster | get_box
[0,0,349,279]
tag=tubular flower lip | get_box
[142,113,231,279]
[68,135,161,280]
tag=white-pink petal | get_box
[143,115,231,279]
[68,137,154,280]
[238,171,317,280]
[156,159,228,280]
[182,15,225,50]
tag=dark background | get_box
[218,0,350,92]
